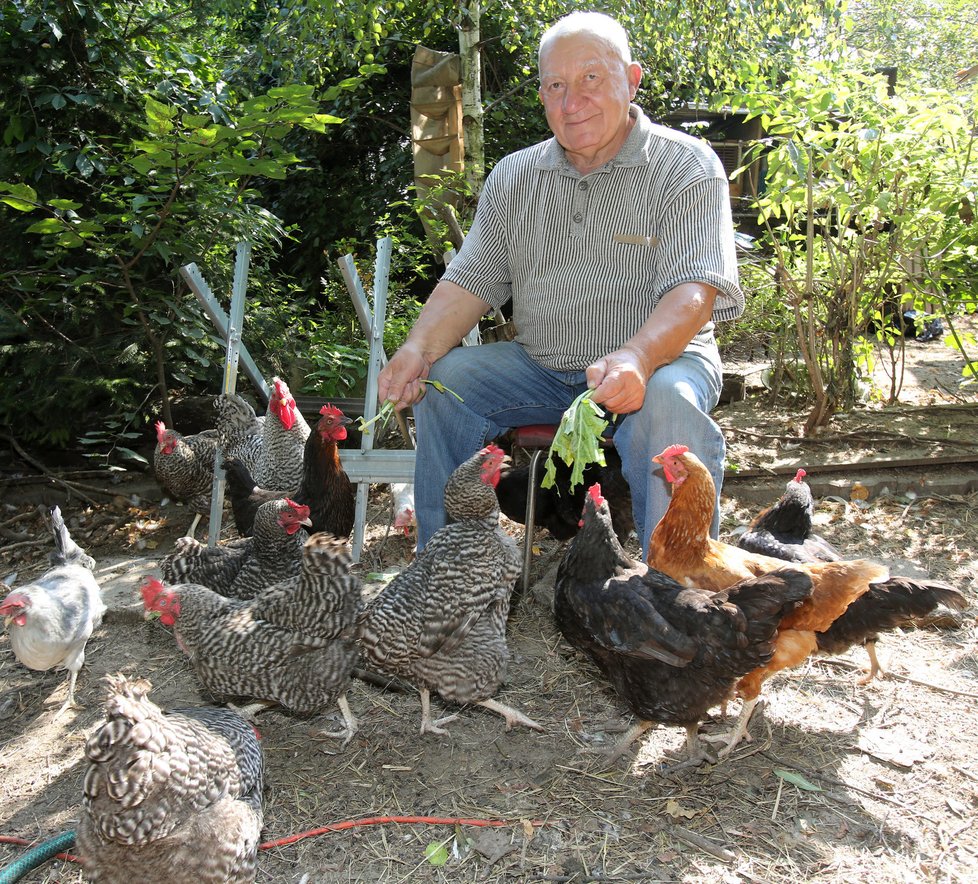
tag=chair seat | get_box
[511,424,559,449]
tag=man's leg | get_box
[413,342,585,548]
[613,336,724,553]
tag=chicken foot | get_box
[476,698,544,732]
[702,697,761,758]
[419,688,459,736]
[227,699,276,721]
[314,694,359,749]
[857,640,883,685]
[52,670,82,719]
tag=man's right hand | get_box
[377,343,431,410]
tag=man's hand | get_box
[378,344,431,410]
[586,347,650,414]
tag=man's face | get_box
[538,34,641,166]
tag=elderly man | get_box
[379,11,743,552]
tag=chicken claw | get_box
[701,697,760,758]
[420,688,459,735]
[314,694,359,749]
[476,698,544,732]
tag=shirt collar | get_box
[535,104,650,176]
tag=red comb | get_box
[660,444,689,459]
[482,443,504,457]
[587,483,606,507]
[140,576,164,606]
[320,403,343,417]
[793,469,807,482]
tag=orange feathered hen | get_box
[647,444,889,755]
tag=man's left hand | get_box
[586,348,650,414]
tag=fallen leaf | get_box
[664,798,697,819]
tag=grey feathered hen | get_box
[153,421,219,538]
[0,505,105,714]
[357,445,542,735]
[76,674,264,884]
[143,532,362,746]
[215,392,265,477]
[161,498,311,600]
[254,377,311,490]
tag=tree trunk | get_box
[457,0,484,197]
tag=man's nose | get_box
[562,83,586,114]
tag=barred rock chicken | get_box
[142,532,361,746]
[496,444,634,543]
[223,404,355,539]
[648,444,893,753]
[162,498,311,600]
[254,377,311,491]
[153,421,219,537]
[357,445,542,735]
[0,506,105,714]
[76,674,264,884]
[556,485,812,764]
[214,392,265,476]
[739,472,966,683]
[738,469,841,563]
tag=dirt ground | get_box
[1,328,976,883]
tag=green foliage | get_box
[542,389,609,491]
[724,57,978,428]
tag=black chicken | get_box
[555,484,812,764]
[223,404,355,539]
[738,469,841,562]
[495,444,633,543]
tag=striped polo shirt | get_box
[442,104,744,371]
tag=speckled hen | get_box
[152,421,219,537]
[143,532,362,746]
[357,445,542,735]
[76,674,264,884]
[254,377,311,491]
[161,498,311,600]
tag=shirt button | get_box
[579,181,588,191]
[573,212,583,222]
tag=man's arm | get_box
[585,282,718,414]
[378,280,492,408]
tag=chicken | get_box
[214,392,265,476]
[816,576,967,683]
[254,377,311,490]
[391,482,416,537]
[223,404,354,539]
[162,498,312,600]
[153,421,219,537]
[738,469,841,562]
[357,445,542,735]
[647,444,892,753]
[495,444,634,543]
[0,505,106,714]
[738,469,967,683]
[142,532,361,746]
[556,484,812,764]
[76,674,264,884]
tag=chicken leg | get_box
[476,698,544,732]
[315,694,359,748]
[419,688,459,736]
[702,697,761,757]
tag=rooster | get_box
[357,445,542,735]
[0,506,106,715]
[738,469,841,563]
[739,471,966,683]
[153,421,219,537]
[495,444,634,543]
[223,404,354,539]
[254,377,311,491]
[556,484,812,764]
[648,444,898,753]
[142,532,361,747]
[162,498,311,600]
[76,674,264,884]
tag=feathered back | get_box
[48,505,96,571]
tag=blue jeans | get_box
[413,337,725,552]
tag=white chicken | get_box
[0,506,106,714]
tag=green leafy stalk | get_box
[541,388,609,491]
[357,380,464,434]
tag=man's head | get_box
[538,12,642,173]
